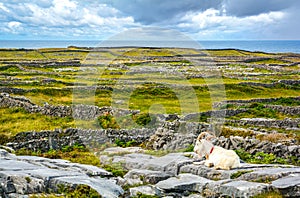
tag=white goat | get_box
[194,132,241,170]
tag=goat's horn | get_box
[197,132,209,140]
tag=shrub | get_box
[115,139,138,148]
[0,134,11,145]
[97,113,119,129]
[133,113,154,126]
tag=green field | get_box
[0,47,299,137]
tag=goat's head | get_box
[194,138,203,156]
[194,132,215,157]
[196,132,215,141]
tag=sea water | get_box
[0,40,300,53]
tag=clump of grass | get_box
[228,102,284,120]
[271,97,300,106]
[97,113,120,129]
[251,190,283,198]
[220,127,254,138]
[0,134,12,145]
[230,170,253,179]
[115,139,138,148]
[183,144,194,152]
[144,150,170,157]
[255,133,291,143]
[132,193,160,198]
[15,144,100,166]
[101,162,128,177]
[133,113,153,126]
[235,149,289,165]
[55,184,101,198]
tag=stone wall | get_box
[214,96,300,108]
[227,118,300,129]
[146,121,300,161]
[6,127,156,152]
[265,105,300,116]
[214,136,300,161]
[239,80,300,88]
[5,120,300,161]
[0,93,138,120]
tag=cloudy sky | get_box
[0,0,299,40]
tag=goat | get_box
[194,132,241,170]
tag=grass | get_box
[101,162,128,177]
[246,58,289,65]
[251,191,283,198]
[15,144,101,166]
[230,170,253,179]
[0,107,75,137]
[30,184,101,198]
[235,149,298,165]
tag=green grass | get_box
[246,58,289,65]
[0,107,75,137]
[1,47,299,151]
[251,191,283,198]
[235,149,298,165]
[15,144,101,166]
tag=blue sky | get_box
[0,0,300,40]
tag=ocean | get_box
[0,40,300,53]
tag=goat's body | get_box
[194,134,241,170]
[205,146,240,170]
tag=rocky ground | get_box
[1,48,299,197]
[1,147,299,198]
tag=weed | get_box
[101,162,128,177]
[56,184,101,198]
[251,190,283,198]
[183,144,194,152]
[132,193,160,198]
[25,176,31,183]
[230,170,253,179]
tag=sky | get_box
[0,0,300,41]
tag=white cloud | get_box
[0,0,298,40]
[0,0,136,39]
[4,21,23,34]
[0,2,10,12]
[177,9,286,39]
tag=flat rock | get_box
[103,146,145,155]
[0,150,123,197]
[130,185,160,197]
[102,152,193,175]
[272,174,300,197]
[124,169,172,185]
[239,167,300,182]
[156,173,212,193]
[213,180,270,198]
[50,176,124,198]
